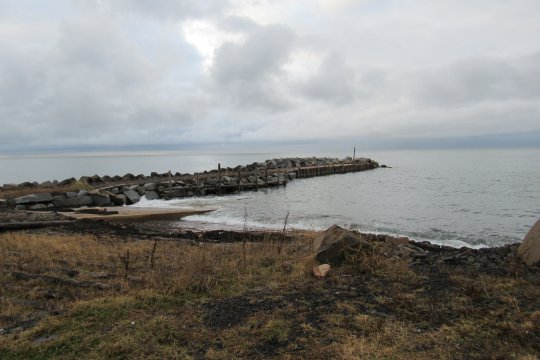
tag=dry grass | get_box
[1,231,539,359]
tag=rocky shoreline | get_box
[1,156,378,211]
[2,209,535,276]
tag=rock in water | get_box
[314,225,366,265]
[518,219,540,266]
[313,264,331,278]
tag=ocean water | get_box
[2,148,539,248]
[131,148,539,248]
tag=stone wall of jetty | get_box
[1,156,379,210]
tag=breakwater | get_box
[1,156,379,210]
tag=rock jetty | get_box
[1,156,378,210]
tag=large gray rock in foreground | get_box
[14,193,53,205]
[518,219,540,266]
[315,225,367,265]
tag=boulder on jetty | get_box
[518,219,540,266]
[110,194,127,206]
[145,191,159,200]
[123,189,141,205]
[53,195,93,208]
[13,193,53,205]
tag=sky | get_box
[0,0,539,154]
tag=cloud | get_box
[81,0,230,21]
[297,52,354,103]
[0,0,540,153]
[0,9,207,151]
[209,23,296,110]
[410,52,540,108]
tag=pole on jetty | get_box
[353,147,356,161]
[255,168,259,190]
[238,170,241,192]
[168,170,172,191]
[217,163,221,195]
[196,173,200,196]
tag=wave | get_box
[129,195,517,249]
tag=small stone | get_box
[313,264,331,278]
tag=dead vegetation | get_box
[0,230,539,359]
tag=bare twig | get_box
[118,249,130,280]
[149,239,158,269]
[278,211,289,254]
[243,205,248,269]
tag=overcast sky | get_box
[1,0,539,154]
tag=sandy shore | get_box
[65,206,215,222]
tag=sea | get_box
[1,148,539,248]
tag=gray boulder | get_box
[29,204,48,211]
[14,193,53,205]
[66,192,78,199]
[53,196,92,208]
[110,194,126,206]
[59,177,77,186]
[315,225,366,265]
[123,189,140,204]
[226,177,238,185]
[143,183,156,191]
[206,178,218,186]
[89,193,111,206]
[145,191,159,200]
[77,189,88,197]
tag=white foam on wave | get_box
[183,214,324,231]
[130,196,490,249]
[130,194,253,209]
